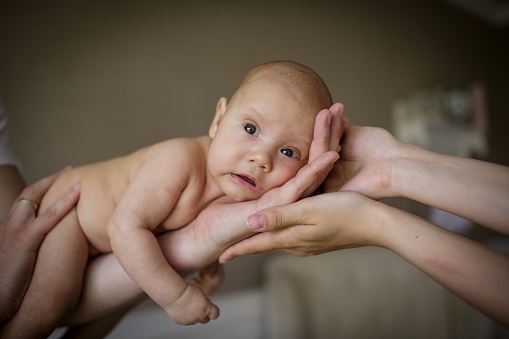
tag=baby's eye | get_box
[244,123,259,137]
[281,148,296,158]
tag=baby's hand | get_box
[164,283,220,325]
[191,262,225,296]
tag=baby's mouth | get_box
[232,174,259,190]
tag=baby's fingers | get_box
[191,263,224,296]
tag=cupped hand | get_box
[220,191,382,261]
[255,102,347,211]
[159,103,347,271]
[323,126,404,199]
[0,168,80,322]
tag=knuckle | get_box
[272,210,284,229]
[20,185,36,197]
[40,205,59,220]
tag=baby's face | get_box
[208,78,318,202]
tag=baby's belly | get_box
[74,166,129,254]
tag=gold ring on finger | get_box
[16,197,39,212]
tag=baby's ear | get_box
[209,97,228,138]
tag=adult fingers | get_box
[328,103,345,151]
[258,151,337,210]
[219,202,308,262]
[247,199,307,231]
[281,151,338,204]
[10,167,72,220]
[308,103,345,164]
[17,166,72,204]
[219,233,280,263]
[308,108,333,163]
[300,151,339,198]
[27,182,81,240]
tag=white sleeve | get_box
[0,100,22,169]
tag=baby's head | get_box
[208,61,332,201]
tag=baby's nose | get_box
[249,149,272,172]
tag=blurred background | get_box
[1,0,508,338]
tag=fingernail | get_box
[326,112,332,126]
[72,182,81,191]
[331,152,340,164]
[247,213,265,230]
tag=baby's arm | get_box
[107,140,219,325]
[160,152,338,273]
[159,105,345,271]
[69,151,337,325]
[67,104,343,325]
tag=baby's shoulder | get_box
[147,136,210,166]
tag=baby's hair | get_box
[234,61,333,111]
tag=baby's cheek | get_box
[274,169,299,187]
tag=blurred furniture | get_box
[263,247,504,339]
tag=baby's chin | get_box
[223,188,264,203]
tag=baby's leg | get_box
[0,208,89,338]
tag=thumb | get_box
[247,201,305,232]
[219,202,308,263]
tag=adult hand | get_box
[161,103,347,271]
[218,125,400,262]
[64,103,348,326]
[254,102,346,211]
[322,126,405,199]
[221,190,509,328]
[0,168,80,322]
[219,191,380,261]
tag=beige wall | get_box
[1,0,508,292]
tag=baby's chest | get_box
[156,189,210,231]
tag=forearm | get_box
[110,227,188,310]
[160,151,339,272]
[70,149,339,324]
[393,145,509,234]
[377,203,509,326]
[161,198,258,273]
[70,200,257,325]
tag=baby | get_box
[1,61,333,338]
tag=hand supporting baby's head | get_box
[207,61,333,202]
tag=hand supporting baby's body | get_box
[67,104,345,327]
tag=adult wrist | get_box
[387,142,427,199]
[372,201,408,251]
[363,199,394,248]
